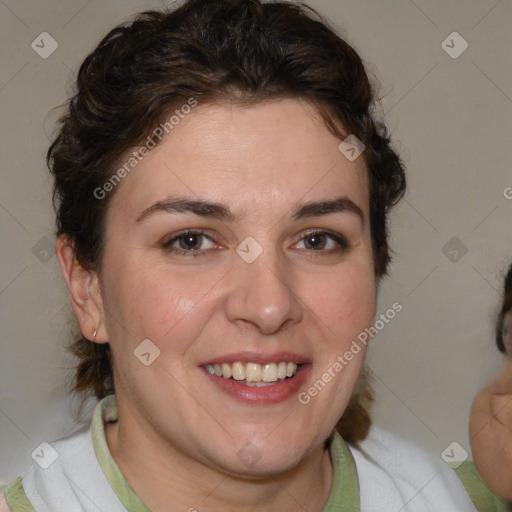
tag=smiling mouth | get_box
[202,361,302,387]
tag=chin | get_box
[202,433,316,479]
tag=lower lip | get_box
[200,365,311,405]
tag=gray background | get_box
[1,0,511,485]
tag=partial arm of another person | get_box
[470,356,512,503]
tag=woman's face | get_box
[98,98,376,475]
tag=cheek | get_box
[304,263,376,340]
[132,281,199,335]
[104,260,224,351]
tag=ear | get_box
[56,234,108,343]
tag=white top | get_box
[351,428,478,511]
[0,394,494,511]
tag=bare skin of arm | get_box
[470,354,512,502]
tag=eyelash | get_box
[161,229,349,258]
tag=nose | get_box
[224,246,303,335]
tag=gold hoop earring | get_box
[92,322,101,342]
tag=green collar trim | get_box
[92,394,360,512]
[323,430,360,511]
[2,476,35,512]
[92,395,150,512]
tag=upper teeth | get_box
[203,362,299,382]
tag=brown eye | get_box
[178,234,203,250]
[296,230,349,254]
[162,230,216,257]
[303,233,328,250]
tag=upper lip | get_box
[198,351,311,366]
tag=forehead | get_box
[108,98,369,221]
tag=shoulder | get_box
[454,461,511,512]
[348,426,506,511]
[1,424,93,512]
[0,488,12,512]
[1,477,34,512]
[0,420,95,512]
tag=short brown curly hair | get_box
[496,263,512,354]
[48,0,406,443]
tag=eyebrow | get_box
[136,196,365,226]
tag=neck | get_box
[105,410,334,512]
